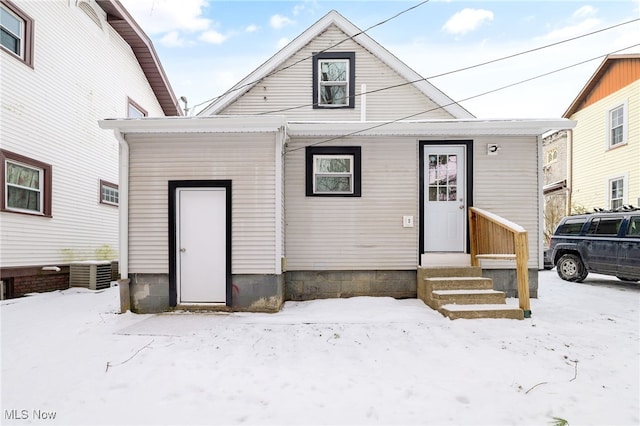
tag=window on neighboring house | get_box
[306,146,361,197]
[100,180,118,206]
[127,98,147,118]
[312,52,355,108]
[1,150,52,216]
[545,148,557,164]
[608,104,626,148]
[0,0,33,66]
[609,177,624,210]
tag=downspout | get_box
[566,129,573,215]
[274,126,285,275]
[537,134,544,268]
[112,130,129,280]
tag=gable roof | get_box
[198,10,473,118]
[95,0,181,116]
[563,53,640,118]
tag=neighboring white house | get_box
[100,10,574,313]
[0,0,180,298]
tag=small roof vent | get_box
[78,1,103,29]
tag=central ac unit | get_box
[69,261,112,290]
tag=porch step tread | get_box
[425,277,491,282]
[441,303,519,311]
[433,289,503,296]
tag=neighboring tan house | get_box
[0,0,180,299]
[100,10,574,313]
[542,129,569,243]
[563,54,640,213]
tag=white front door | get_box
[177,188,227,304]
[424,146,466,252]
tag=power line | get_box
[285,43,640,153]
[259,17,640,115]
[191,1,431,114]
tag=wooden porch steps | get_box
[418,266,524,320]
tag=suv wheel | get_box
[556,254,588,282]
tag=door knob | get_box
[180,248,186,253]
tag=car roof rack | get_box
[590,205,639,214]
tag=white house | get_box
[0,0,180,298]
[100,11,574,313]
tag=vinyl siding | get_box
[285,135,540,270]
[570,80,640,210]
[126,133,278,275]
[284,136,419,270]
[220,25,454,121]
[472,136,541,268]
[0,1,164,267]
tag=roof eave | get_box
[96,0,182,117]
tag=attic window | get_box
[312,52,355,109]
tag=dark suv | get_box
[548,208,640,282]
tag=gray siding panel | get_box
[127,133,278,274]
[285,136,419,270]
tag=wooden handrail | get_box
[468,207,531,318]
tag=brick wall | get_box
[11,273,69,297]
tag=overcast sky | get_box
[119,0,640,118]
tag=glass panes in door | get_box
[428,154,457,202]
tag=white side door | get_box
[424,146,466,252]
[177,188,227,304]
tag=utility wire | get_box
[285,43,640,153]
[260,17,640,115]
[191,0,431,114]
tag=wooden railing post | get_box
[514,232,531,318]
[468,209,479,267]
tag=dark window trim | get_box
[168,180,232,307]
[0,0,34,68]
[305,146,361,197]
[418,140,474,260]
[1,149,52,217]
[127,97,148,118]
[99,179,118,207]
[312,51,355,109]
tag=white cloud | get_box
[277,37,290,49]
[270,14,295,30]
[199,30,227,45]
[442,8,494,36]
[159,31,187,47]
[120,0,210,34]
[245,24,260,33]
[572,5,597,19]
[539,18,601,41]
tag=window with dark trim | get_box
[0,0,34,67]
[100,180,118,206]
[1,149,52,216]
[306,146,361,197]
[312,52,355,108]
[127,97,147,118]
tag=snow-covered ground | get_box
[1,270,638,426]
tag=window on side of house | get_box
[305,146,361,197]
[608,104,626,148]
[127,98,147,118]
[1,150,52,216]
[0,0,33,66]
[609,177,624,210]
[312,52,355,108]
[545,148,557,164]
[100,180,118,206]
